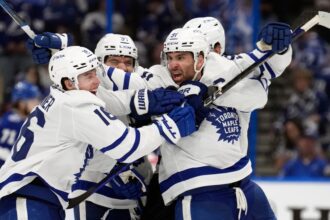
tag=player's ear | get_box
[196,52,205,71]
[214,43,221,54]
[62,78,75,91]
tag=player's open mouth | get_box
[172,73,182,81]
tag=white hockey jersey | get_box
[0,86,167,209]
[95,48,292,204]
[136,48,293,204]
[76,66,152,209]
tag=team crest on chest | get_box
[206,107,241,143]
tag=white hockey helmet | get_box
[49,46,101,90]
[95,33,139,71]
[183,17,225,55]
[163,28,209,77]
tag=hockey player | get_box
[153,24,292,219]
[0,46,196,219]
[78,33,152,219]
[0,81,41,168]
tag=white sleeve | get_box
[140,65,178,90]
[213,77,268,111]
[71,104,165,163]
[96,86,134,116]
[99,65,147,90]
[202,48,292,88]
[234,46,293,80]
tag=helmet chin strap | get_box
[192,59,205,81]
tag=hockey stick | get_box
[204,10,330,106]
[67,163,131,209]
[0,0,36,39]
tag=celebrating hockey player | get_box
[0,46,196,219]
[77,33,152,219]
[155,24,292,219]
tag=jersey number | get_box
[12,108,45,162]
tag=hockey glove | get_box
[153,106,196,144]
[34,32,73,50]
[130,88,185,116]
[178,81,210,127]
[257,22,292,53]
[26,39,52,64]
[110,168,146,200]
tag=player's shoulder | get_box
[50,87,105,109]
[148,64,167,75]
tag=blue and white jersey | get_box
[0,86,167,209]
[138,48,292,204]
[0,110,25,167]
[98,65,147,91]
[83,65,153,209]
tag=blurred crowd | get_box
[0,0,329,177]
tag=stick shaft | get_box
[0,0,36,38]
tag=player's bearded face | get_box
[166,52,196,85]
[77,69,100,94]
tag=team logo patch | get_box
[206,107,241,143]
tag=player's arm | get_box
[70,104,196,163]
[99,65,148,90]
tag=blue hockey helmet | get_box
[11,81,41,103]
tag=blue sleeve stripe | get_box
[100,129,129,153]
[213,77,225,85]
[264,62,276,79]
[107,67,119,91]
[0,172,68,201]
[247,52,259,62]
[117,129,141,162]
[123,72,131,90]
[250,77,267,91]
[159,156,249,193]
[71,179,127,199]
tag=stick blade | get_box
[318,11,330,29]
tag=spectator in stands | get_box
[0,81,41,168]
[283,67,329,137]
[274,118,304,171]
[279,133,329,178]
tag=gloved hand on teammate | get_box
[26,32,73,64]
[110,168,145,200]
[178,80,210,127]
[153,105,196,144]
[130,88,185,116]
[257,22,292,54]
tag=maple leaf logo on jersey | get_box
[206,106,241,144]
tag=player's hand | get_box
[130,88,185,116]
[110,169,145,200]
[257,22,292,53]
[178,80,210,127]
[153,106,196,144]
[26,39,51,64]
[34,32,73,50]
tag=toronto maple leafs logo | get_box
[206,106,241,144]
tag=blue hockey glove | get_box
[153,105,196,144]
[257,22,292,53]
[130,88,185,116]
[110,168,145,200]
[178,81,210,127]
[34,32,73,50]
[26,39,52,64]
